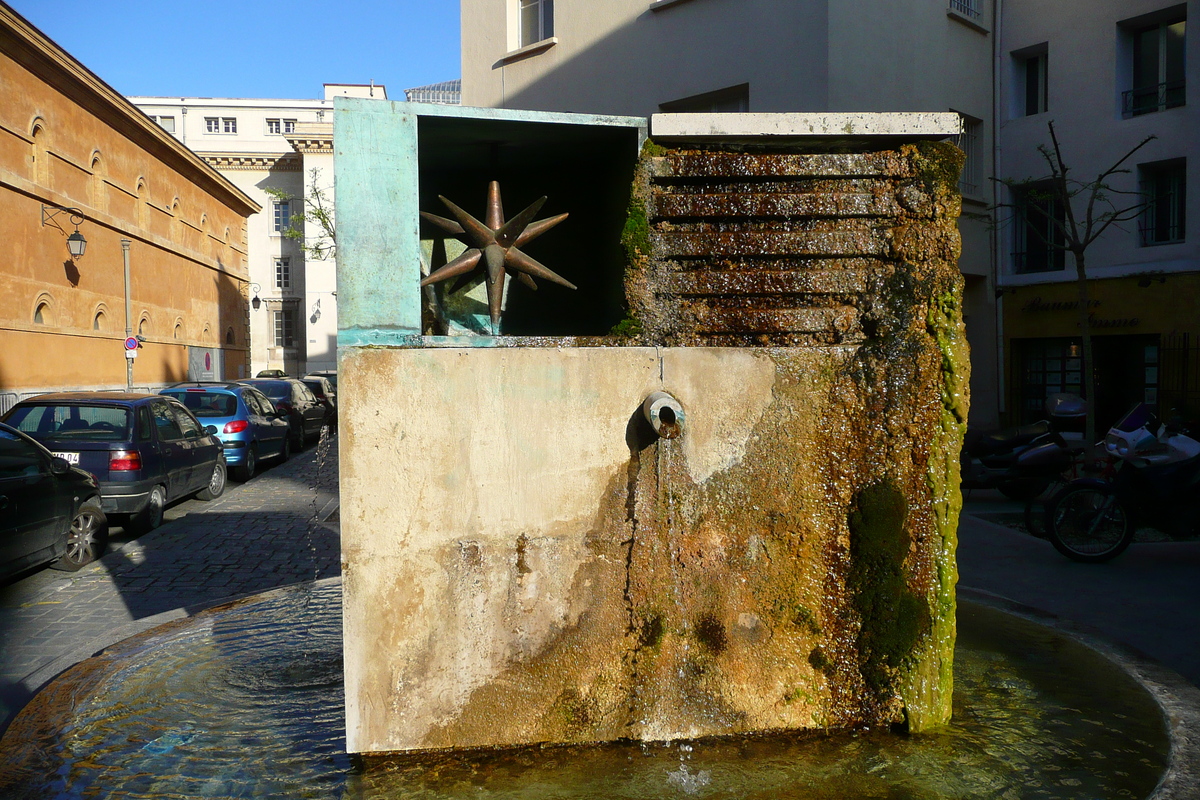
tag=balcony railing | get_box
[1123,81,1186,118]
[1139,219,1185,246]
[948,0,981,18]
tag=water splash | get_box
[665,762,711,795]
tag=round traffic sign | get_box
[124,337,139,350]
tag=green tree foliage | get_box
[265,167,337,261]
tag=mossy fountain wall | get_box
[334,102,968,754]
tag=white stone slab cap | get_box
[650,112,963,143]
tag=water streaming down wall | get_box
[338,125,969,753]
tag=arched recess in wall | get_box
[93,302,110,331]
[225,327,236,346]
[173,317,183,340]
[89,150,106,212]
[138,313,151,338]
[32,292,54,325]
[202,322,211,343]
[30,117,52,186]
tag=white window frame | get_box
[266,118,281,134]
[956,115,983,197]
[283,119,297,133]
[1139,159,1187,246]
[273,201,291,233]
[273,309,295,348]
[519,0,553,48]
[205,117,238,134]
[275,257,291,289]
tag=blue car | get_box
[1,393,225,534]
[160,383,290,481]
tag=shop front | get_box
[1003,273,1200,431]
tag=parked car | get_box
[235,379,326,448]
[256,369,288,378]
[301,375,337,431]
[160,382,291,481]
[305,369,337,391]
[1,422,107,579]
[1,393,226,534]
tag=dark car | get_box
[1,422,107,579]
[1,393,226,534]
[301,376,337,431]
[256,369,288,378]
[305,369,337,391]
[160,383,291,481]
[236,379,326,448]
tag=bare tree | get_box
[998,122,1155,443]
[265,167,337,261]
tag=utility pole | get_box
[122,239,133,391]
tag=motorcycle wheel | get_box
[1046,485,1134,563]
[1023,479,1069,539]
[998,477,1053,501]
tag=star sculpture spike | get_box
[420,181,573,333]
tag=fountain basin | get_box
[1,578,1196,799]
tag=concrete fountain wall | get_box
[335,102,968,754]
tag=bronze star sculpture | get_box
[420,181,573,333]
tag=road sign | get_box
[124,337,139,350]
[125,349,137,359]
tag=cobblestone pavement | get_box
[0,432,340,735]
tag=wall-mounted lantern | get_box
[249,283,262,311]
[42,205,88,258]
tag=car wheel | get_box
[233,444,257,482]
[196,461,227,501]
[290,423,304,452]
[278,435,291,463]
[52,499,108,571]
[128,485,166,534]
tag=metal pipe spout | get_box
[643,391,684,439]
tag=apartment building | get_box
[996,0,1199,428]
[0,3,257,406]
[461,0,1001,426]
[131,84,387,377]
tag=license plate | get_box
[52,452,80,464]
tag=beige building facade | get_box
[130,86,388,377]
[0,2,258,409]
[460,0,1001,426]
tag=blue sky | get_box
[8,0,461,99]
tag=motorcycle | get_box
[1045,403,1200,563]
[961,394,1082,501]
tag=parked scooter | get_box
[1045,403,1200,562]
[961,394,1082,500]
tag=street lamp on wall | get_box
[41,205,88,258]
[249,283,262,311]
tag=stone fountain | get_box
[1,103,1195,800]
[335,103,967,753]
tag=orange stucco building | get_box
[0,3,259,408]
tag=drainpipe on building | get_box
[122,239,133,391]
[992,0,1006,419]
[180,103,187,146]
